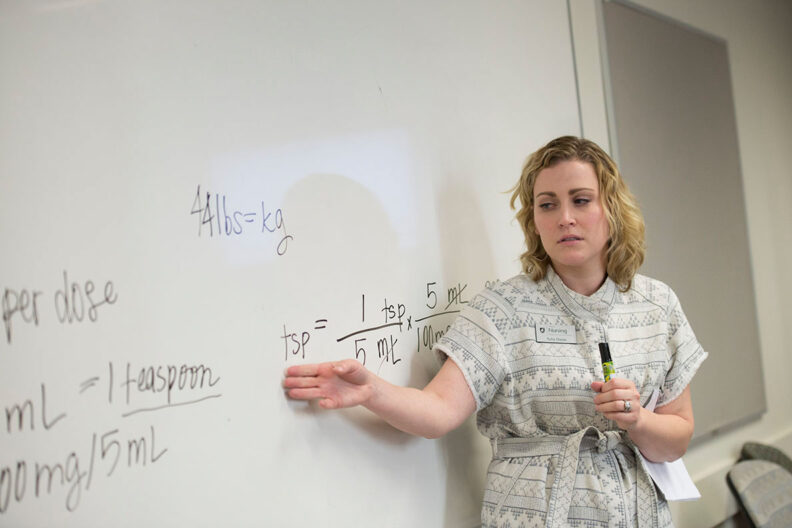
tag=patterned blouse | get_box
[434,267,707,528]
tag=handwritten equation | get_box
[190,185,294,256]
[281,280,494,369]
[1,360,222,514]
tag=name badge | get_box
[535,324,577,344]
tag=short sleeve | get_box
[657,287,708,407]
[432,291,510,411]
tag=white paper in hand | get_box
[638,389,702,501]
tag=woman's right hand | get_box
[283,359,374,409]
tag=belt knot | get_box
[594,429,622,453]
[578,427,623,453]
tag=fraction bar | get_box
[336,321,402,342]
[414,310,460,323]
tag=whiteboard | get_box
[0,1,580,526]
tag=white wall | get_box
[571,1,792,526]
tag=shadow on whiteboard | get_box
[271,168,499,526]
[434,178,498,527]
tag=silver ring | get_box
[623,400,632,413]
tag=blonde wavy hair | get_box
[509,136,645,292]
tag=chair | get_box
[740,442,792,475]
[726,459,792,528]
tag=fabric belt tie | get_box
[491,426,660,528]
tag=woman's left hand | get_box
[591,378,642,431]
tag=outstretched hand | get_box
[283,359,374,409]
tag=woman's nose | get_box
[558,204,576,227]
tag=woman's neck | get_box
[551,264,607,296]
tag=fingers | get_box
[601,403,642,430]
[285,387,324,401]
[596,397,636,414]
[591,378,632,394]
[284,380,338,407]
[282,360,369,408]
[284,360,363,378]
[601,377,635,391]
[285,363,321,377]
[283,364,323,400]
[283,376,319,389]
[592,378,638,403]
[593,387,639,405]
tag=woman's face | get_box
[533,160,610,280]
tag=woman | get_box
[283,136,707,527]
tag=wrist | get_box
[362,375,386,412]
[625,406,648,435]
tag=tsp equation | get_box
[281,280,484,369]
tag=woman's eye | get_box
[538,202,554,210]
[574,197,591,205]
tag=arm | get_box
[591,379,694,462]
[284,358,477,439]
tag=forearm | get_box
[627,408,694,462]
[284,358,476,438]
[364,378,466,439]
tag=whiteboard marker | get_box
[598,342,615,382]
